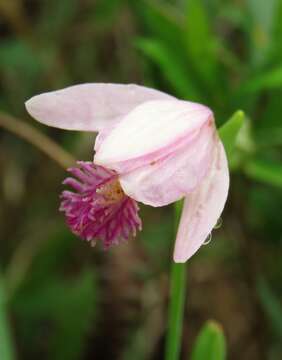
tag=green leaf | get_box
[244,158,282,188]
[242,66,282,93]
[247,0,279,66]
[0,277,16,360]
[247,0,278,36]
[131,0,185,49]
[219,110,245,159]
[184,0,218,86]
[136,38,200,100]
[191,320,226,360]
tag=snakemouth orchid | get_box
[25,83,229,262]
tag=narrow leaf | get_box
[247,0,279,66]
[219,110,245,159]
[184,0,217,86]
[191,320,226,360]
[131,0,184,49]
[242,66,282,93]
[244,158,282,188]
[136,38,200,100]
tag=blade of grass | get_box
[191,320,226,360]
[219,110,245,159]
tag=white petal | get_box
[119,122,215,206]
[25,83,174,132]
[95,99,212,171]
[173,141,229,262]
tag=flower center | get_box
[96,179,125,204]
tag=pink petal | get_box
[25,83,174,132]
[173,140,229,263]
[95,99,213,172]
[119,122,216,206]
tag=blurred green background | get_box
[0,0,282,359]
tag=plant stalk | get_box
[165,202,187,360]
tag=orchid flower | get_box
[25,84,229,262]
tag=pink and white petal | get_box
[119,122,216,207]
[95,99,213,172]
[173,141,229,263]
[94,123,119,152]
[25,83,174,132]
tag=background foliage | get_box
[0,0,282,359]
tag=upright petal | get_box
[119,122,216,206]
[173,141,229,263]
[25,83,174,132]
[95,99,213,172]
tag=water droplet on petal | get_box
[203,233,212,245]
[214,217,222,229]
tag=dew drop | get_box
[214,217,222,229]
[203,233,212,245]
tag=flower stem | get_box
[165,202,187,360]
[165,263,186,360]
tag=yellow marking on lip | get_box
[96,179,125,204]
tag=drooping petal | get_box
[25,83,174,132]
[173,141,229,263]
[95,99,213,173]
[119,122,216,206]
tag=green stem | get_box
[165,202,187,360]
[0,276,16,360]
[165,263,186,360]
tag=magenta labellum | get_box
[60,161,142,249]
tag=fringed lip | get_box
[60,161,142,248]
